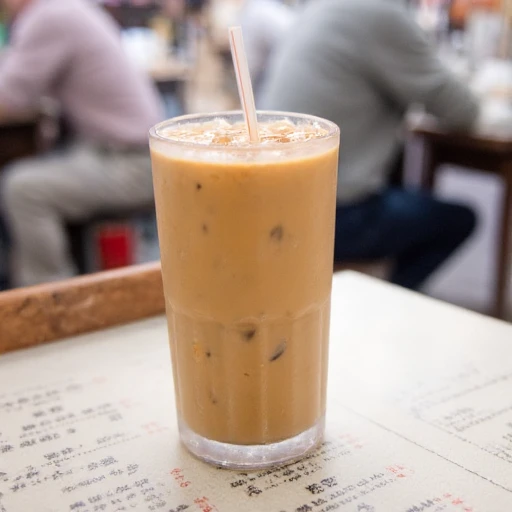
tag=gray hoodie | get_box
[261,0,479,203]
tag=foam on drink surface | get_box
[160,119,329,146]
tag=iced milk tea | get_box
[149,112,339,469]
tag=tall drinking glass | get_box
[149,111,339,469]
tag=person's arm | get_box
[362,3,479,129]
[0,12,71,116]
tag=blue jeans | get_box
[334,189,477,290]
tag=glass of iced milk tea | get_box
[149,111,339,469]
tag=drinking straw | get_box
[229,26,260,143]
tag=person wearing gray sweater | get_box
[262,0,479,290]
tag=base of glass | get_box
[179,417,325,470]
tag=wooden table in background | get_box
[410,119,512,320]
[2,269,512,509]
[0,113,41,168]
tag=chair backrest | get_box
[0,262,165,355]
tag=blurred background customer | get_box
[262,0,480,290]
[0,0,163,287]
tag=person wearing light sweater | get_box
[0,0,164,287]
[262,0,479,290]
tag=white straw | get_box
[229,26,260,144]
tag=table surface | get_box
[2,272,512,511]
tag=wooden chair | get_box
[411,122,512,319]
[0,114,42,168]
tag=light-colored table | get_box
[2,272,512,511]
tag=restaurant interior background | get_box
[0,0,511,318]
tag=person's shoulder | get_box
[358,1,415,32]
[17,0,79,33]
[339,0,408,20]
[304,0,407,28]
[330,0,418,45]
[28,0,100,30]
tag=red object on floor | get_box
[97,223,136,270]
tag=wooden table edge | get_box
[0,262,165,355]
[408,123,512,153]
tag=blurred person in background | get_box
[262,0,479,291]
[0,0,163,287]
[239,0,296,98]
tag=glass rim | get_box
[149,110,340,152]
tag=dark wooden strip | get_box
[0,262,165,355]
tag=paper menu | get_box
[328,275,512,498]
[1,273,512,511]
